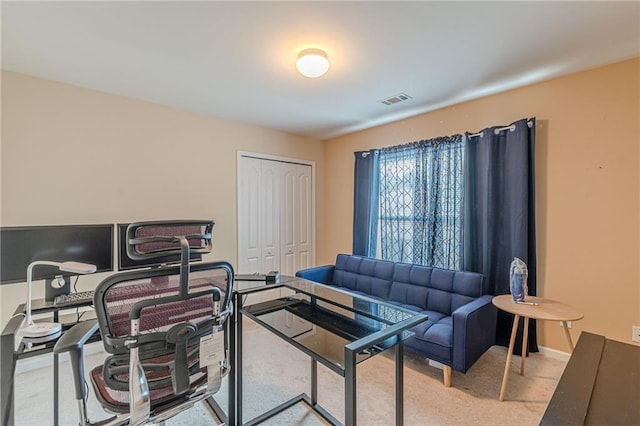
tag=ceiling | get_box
[2,1,639,140]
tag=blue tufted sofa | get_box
[296,254,497,387]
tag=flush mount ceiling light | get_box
[296,48,330,78]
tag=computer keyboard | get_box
[53,290,95,307]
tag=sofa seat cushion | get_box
[405,332,451,364]
[388,301,453,347]
[402,310,453,363]
[413,314,452,345]
[408,311,452,345]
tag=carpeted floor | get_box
[14,319,566,425]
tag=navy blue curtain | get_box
[463,118,538,354]
[353,150,379,257]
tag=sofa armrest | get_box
[295,265,335,285]
[451,295,497,372]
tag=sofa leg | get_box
[443,365,452,387]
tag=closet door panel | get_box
[238,154,314,278]
[261,161,281,273]
[238,157,262,273]
[281,165,296,276]
[295,164,313,271]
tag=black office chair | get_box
[54,220,234,425]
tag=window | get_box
[377,136,464,269]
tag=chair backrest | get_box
[94,262,233,355]
[90,220,233,422]
[125,220,214,261]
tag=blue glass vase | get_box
[510,257,528,302]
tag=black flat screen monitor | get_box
[0,224,115,284]
[117,223,202,271]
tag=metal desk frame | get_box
[233,279,427,426]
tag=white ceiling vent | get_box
[378,93,413,106]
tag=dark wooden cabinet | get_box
[541,331,639,425]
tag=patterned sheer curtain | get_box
[378,135,464,269]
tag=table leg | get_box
[1,320,18,426]
[344,347,356,426]
[311,359,318,405]
[53,311,59,426]
[561,321,574,351]
[228,304,236,426]
[236,293,244,425]
[500,314,520,401]
[520,316,529,375]
[395,342,404,425]
[53,353,59,426]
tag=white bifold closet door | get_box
[237,155,313,277]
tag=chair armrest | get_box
[295,265,335,285]
[53,319,99,401]
[54,319,99,354]
[451,295,497,372]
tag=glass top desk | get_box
[233,276,428,426]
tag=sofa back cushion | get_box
[332,254,394,299]
[389,263,485,315]
[388,263,432,310]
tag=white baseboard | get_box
[417,349,569,372]
[537,345,571,362]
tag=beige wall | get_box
[2,59,639,352]
[0,71,325,325]
[322,58,640,351]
